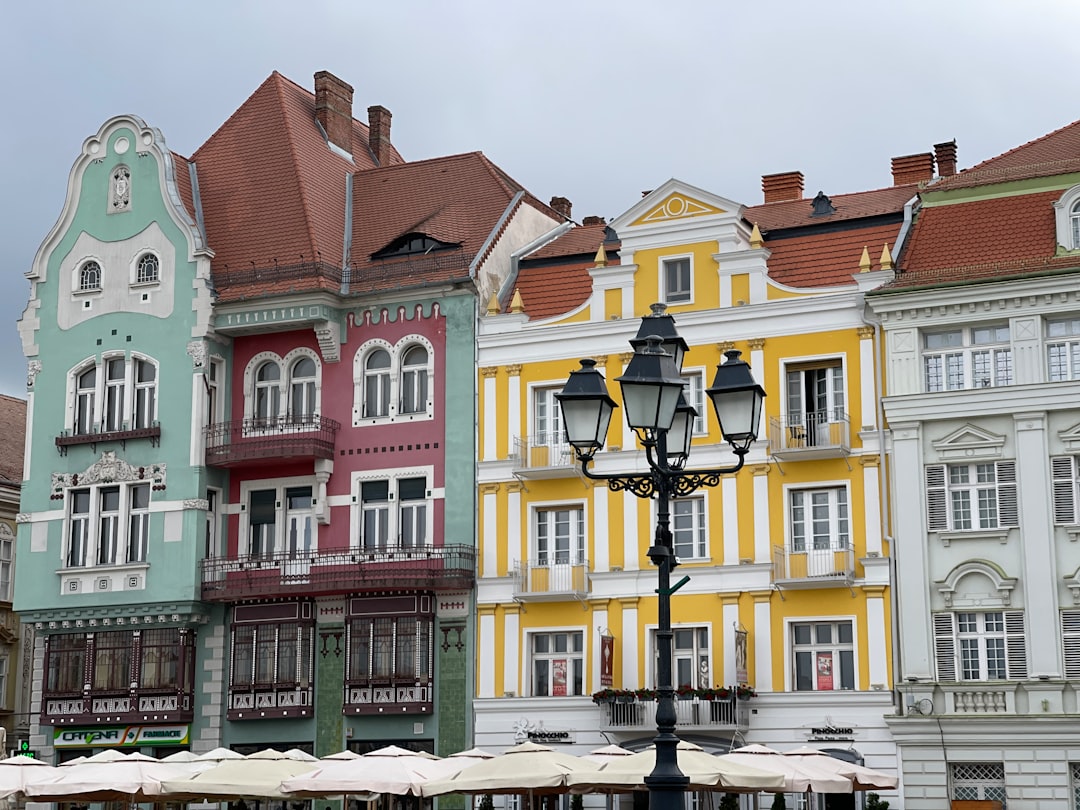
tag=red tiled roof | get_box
[0,395,26,485]
[745,184,916,231]
[170,152,195,224]
[512,258,596,320]
[901,191,1058,272]
[529,223,616,260]
[929,119,1080,191]
[764,223,901,288]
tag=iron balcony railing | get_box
[598,696,749,733]
[772,544,855,587]
[512,434,576,475]
[55,423,161,454]
[203,414,339,466]
[768,411,851,458]
[513,557,590,601]
[201,544,476,601]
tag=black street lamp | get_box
[556,304,765,810]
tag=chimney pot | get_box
[934,140,958,178]
[582,215,606,226]
[314,71,354,155]
[762,171,804,203]
[891,152,935,186]
[367,105,393,166]
[550,196,572,220]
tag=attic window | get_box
[810,191,835,216]
[373,233,459,259]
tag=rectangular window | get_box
[531,631,584,696]
[205,488,220,558]
[285,487,313,557]
[206,357,223,427]
[951,762,1006,808]
[925,462,1018,532]
[45,634,85,693]
[1047,317,1080,382]
[103,358,126,432]
[133,359,156,429]
[0,526,11,602]
[1052,456,1080,525]
[68,490,90,567]
[924,325,1012,392]
[663,258,691,304]
[361,481,390,551]
[673,627,709,690]
[792,621,855,691]
[127,484,150,563]
[398,478,428,549]
[1071,762,1080,810]
[71,356,158,435]
[682,372,706,435]
[672,497,706,559]
[75,367,96,435]
[97,486,120,565]
[790,487,849,552]
[785,362,845,446]
[140,628,182,689]
[229,621,312,690]
[534,387,565,447]
[535,507,585,565]
[249,489,277,558]
[934,610,1027,682]
[92,631,131,691]
[347,614,433,685]
[65,483,152,569]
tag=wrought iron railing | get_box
[513,558,590,599]
[203,414,339,465]
[772,544,855,584]
[597,696,749,732]
[512,434,575,472]
[768,411,851,455]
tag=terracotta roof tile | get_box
[0,395,26,485]
[746,184,916,231]
[512,258,596,320]
[764,223,901,288]
[170,152,195,223]
[529,223,617,260]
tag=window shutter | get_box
[1004,610,1028,679]
[996,461,1018,527]
[926,465,948,532]
[1052,456,1078,525]
[1062,611,1080,678]
[933,613,957,682]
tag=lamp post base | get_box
[643,774,690,810]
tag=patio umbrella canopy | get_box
[422,742,600,797]
[24,750,193,802]
[159,749,319,800]
[567,741,784,793]
[782,747,897,790]
[581,746,635,765]
[0,754,59,801]
[717,745,852,794]
[281,745,449,797]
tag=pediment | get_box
[610,179,744,233]
[631,193,726,226]
[931,423,1005,461]
[935,560,1015,608]
[1058,422,1080,453]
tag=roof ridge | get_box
[192,71,283,160]
[748,182,917,210]
[967,117,1080,174]
[926,156,1080,190]
[273,74,324,264]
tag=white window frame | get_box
[74,258,103,294]
[206,356,225,427]
[925,461,1018,532]
[63,482,152,569]
[1047,317,1080,382]
[239,477,318,561]
[1052,456,1080,525]
[788,617,857,692]
[933,610,1027,682]
[243,349,322,431]
[660,254,693,305]
[66,353,159,436]
[951,762,1007,806]
[1054,183,1080,251]
[681,369,707,436]
[923,325,1013,392]
[0,523,13,602]
[532,503,586,566]
[782,356,847,445]
[352,336,436,426]
[398,342,433,416]
[205,487,222,559]
[787,484,849,552]
[529,383,569,460]
[524,627,586,697]
[131,251,161,286]
[349,466,436,553]
[646,623,712,689]
[670,495,707,560]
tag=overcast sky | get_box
[2,0,1079,399]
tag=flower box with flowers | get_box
[591,688,635,705]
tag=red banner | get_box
[600,636,614,686]
[552,659,567,696]
[816,652,834,691]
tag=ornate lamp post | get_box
[557,304,765,810]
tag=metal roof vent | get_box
[810,191,835,216]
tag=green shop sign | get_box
[53,725,189,748]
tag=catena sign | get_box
[53,725,190,748]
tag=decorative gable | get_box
[931,423,1005,461]
[1058,422,1080,453]
[631,193,726,226]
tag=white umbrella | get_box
[160,748,319,800]
[717,745,852,794]
[782,747,897,790]
[282,745,447,797]
[195,747,247,761]
[567,741,784,793]
[321,750,362,761]
[582,745,635,765]
[25,750,192,802]
[422,741,600,796]
[0,755,58,801]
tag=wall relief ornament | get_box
[111,166,131,211]
[186,341,206,368]
[26,360,42,389]
[51,451,166,498]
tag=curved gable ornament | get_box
[51,451,166,497]
[636,194,725,225]
[935,559,1016,608]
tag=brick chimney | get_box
[891,153,935,186]
[934,140,958,178]
[314,71,354,155]
[550,196,572,220]
[582,216,606,226]
[762,171,804,203]
[368,106,392,166]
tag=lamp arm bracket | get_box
[574,451,747,500]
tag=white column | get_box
[859,327,877,430]
[753,467,771,563]
[482,486,498,577]
[866,591,888,688]
[621,602,639,689]
[507,484,522,574]
[507,366,521,461]
[482,369,497,461]
[722,477,739,565]
[619,354,634,452]
[622,491,640,572]
[478,611,496,698]
[722,601,740,685]
[718,273,732,310]
[503,609,520,697]
[1015,411,1060,676]
[592,485,609,572]
[753,597,772,691]
[592,607,608,692]
[749,342,766,440]
[189,371,203,466]
[862,459,883,556]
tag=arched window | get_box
[364,350,391,418]
[136,253,159,284]
[133,359,157,429]
[75,366,97,435]
[1071,200,1080,249]
[80,261,102,292]
[399,345,429,415]
[289,356,317,421]
[254,362,281,425]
